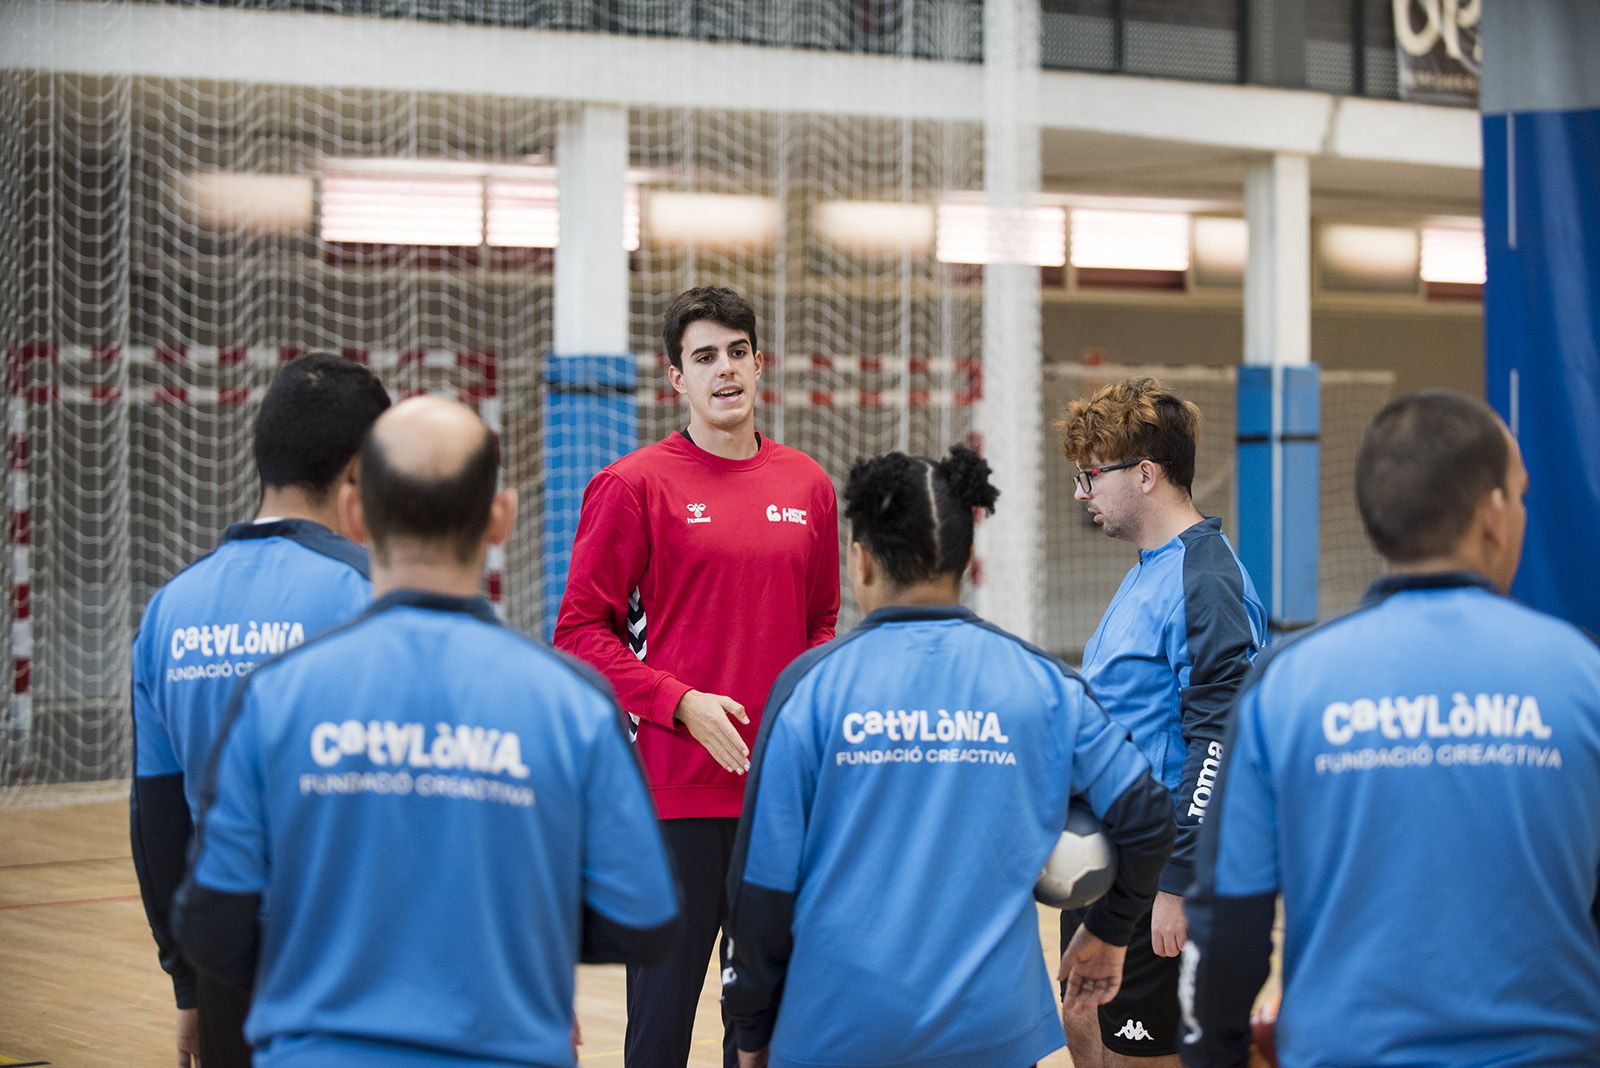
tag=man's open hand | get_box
[1059,924,1127,1015]
[675,689,751,774]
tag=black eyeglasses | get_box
[1073,459,1144,495]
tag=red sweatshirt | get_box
[553,431,840,818]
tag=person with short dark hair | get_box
[173,396,682,1066]
[1181,391,1600,1067]
[130,352,390,1067]
[1056,377,1266,1068]
[555,286,840,1068]
[723,445,1174,1068]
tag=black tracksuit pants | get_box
[625,817,738,1068]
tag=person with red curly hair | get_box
[1055,377,1267,1068]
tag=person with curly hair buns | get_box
[722,445,1174,1068]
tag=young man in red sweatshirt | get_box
[554,286,840,1068]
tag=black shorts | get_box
[1060,905,1180,1057]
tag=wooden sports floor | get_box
[2,793,1102,1067]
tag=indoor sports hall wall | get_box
[0,0,1470,803]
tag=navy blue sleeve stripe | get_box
[1166,531,1261,889]
[1081,772,1175,947]
[129,770,198,1007]
[1179,891,1275,1067]
[1178,690,1271,1065]
[170,883,261,992]
[285,525,371,579]
[580,906,681,966]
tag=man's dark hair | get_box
[359,425,500,565]
[254,353,391,499]
[844,445,1000,587]
[663,286,759,371]
[1356,390,1511,563]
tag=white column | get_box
[1240,152,1316,629]
[1243,152,1311,368]
[974,0,1042,643]
[554,104,629,357]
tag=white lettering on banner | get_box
[765,504,808,525]
[169,620,306,663]
[307,720,532,779]
[1321,692,1552,746]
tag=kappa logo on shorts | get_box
[1114,1020,1154,1042]
[686,502,711,525]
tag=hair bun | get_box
[938,445,999,515]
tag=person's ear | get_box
[1139,458,1159,495]
[753,349,764,379]
[667,363,687,396]
[338,481,368,546]
[486,488,518,548]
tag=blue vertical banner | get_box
[541,354,637,639]
[1482,1,1600,635]
[1237,364,1320,635]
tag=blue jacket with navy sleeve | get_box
[1081,516,1266,894]
[1181,572,1600,1067]
[172,590,682,1067]
[723,604,1174,1068]
[130,519,371,1007]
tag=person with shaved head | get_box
[173,397,682,1067]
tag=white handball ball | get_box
[1033,801,1117,909]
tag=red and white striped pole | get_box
[7,346,43,781]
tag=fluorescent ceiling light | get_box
[179,173,314,233]
[322,164,641,250]
[1192,216,1248,281]
[647,192,781,248]
[814,201,935,255]
[1070,209,1190,271]
[1320,223,1419,292]
[486,179,559,249]
[1420,225,1485,284]
[936,202,1066,266]
[485,180,640,251]
[321,171,484,247]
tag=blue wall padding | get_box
[1236,364,1320,632]
[542,354,638,638]
[1483,109,1600,635]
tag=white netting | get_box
[0,1,986,801]
[0,1,1392,805]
